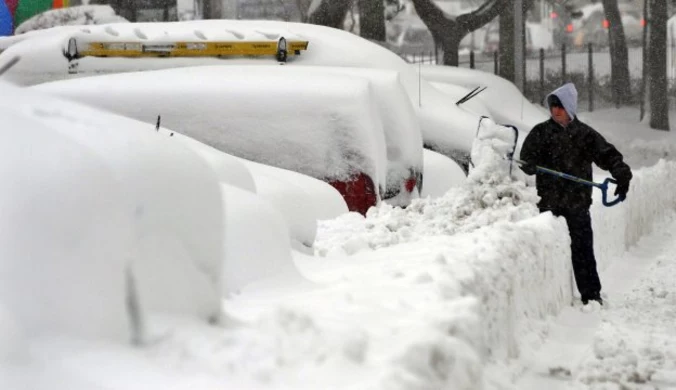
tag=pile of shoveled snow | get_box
[315,120,540,257]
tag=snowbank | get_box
[0,19,481,163]
[592,160,676,272]
[313,121,574,371]
[34,65,389,198]
[0,82,226,341]
[314,121,676,386]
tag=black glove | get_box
[614,178,630,201]
[519,161,537,175]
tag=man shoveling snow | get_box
[519,83,633,306]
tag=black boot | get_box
[581,294,603,305]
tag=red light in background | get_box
[405,178,417,193]
[641,18,646,27]
[602,19,610,28]
[566,23,574,33]
[550,11,558,19]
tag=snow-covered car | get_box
[0,80,318,344]
[13,5,128,35]
[34,66,391,215]
[417,64,549,137]
[275,65,424,205]
[0,19,480,169]
[0,79,225,340]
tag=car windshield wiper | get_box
[456,86,487,106]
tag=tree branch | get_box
[457,0,510,33]
[410,0,453,38]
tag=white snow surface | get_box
[420,148,467,199]
[2,76,676,390]
[0,19,482,162]
[34,65,389,194]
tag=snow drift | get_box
[0,82,226,341]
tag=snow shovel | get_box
[512,158,625,207]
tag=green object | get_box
[14,0,54,28]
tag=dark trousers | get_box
[540,208,602,299]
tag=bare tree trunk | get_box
[498,7,514,81]
[411,0,509,66]
[358,0,386,41]
[438,32,464,65]
[295,0,313,22]
[307,0,353,29]
[601,0,632,106]
[648,0,670,130]
[200,0,222,19]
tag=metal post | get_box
[494,51,499,74]
[470,50,475,69]
[514,0,525,91]
[561,43,567,84]
[640,0,649,120]
[588,43,594,112]
[540,48,545,103]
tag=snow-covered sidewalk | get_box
[515,211,676,390]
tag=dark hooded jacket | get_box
[520,83,632,209]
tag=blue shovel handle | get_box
[514,159,625,208]
[597,177,624,207]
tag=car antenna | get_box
[418,61,422,107]
[156,115,161,131]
